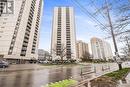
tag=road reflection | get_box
[0,63,129,87]
[0,66,82,87]
[48,67,73,83]
[0,71,33,87]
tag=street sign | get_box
[0,0,14,16]
[116,56,123,64]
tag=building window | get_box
[8,0,26,55]
[21,0,36,56]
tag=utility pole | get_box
[125,36,130,57]
[105,0,122,70]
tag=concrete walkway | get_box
[118,72,130,87]
[73,62,130,87]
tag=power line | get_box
[90,0,107,21]
[70,0,110,32]
[70,0,129,39]
[89,0,130,38]
[105,30,130,39]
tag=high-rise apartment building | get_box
[51,7,77,60]
[0,0,43,63]
[38,49,50,61]
[91,37,113,60]
[77,40,89,59]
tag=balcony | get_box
[22,47,27,51]
[23,42,28,46]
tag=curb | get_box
[0,67,45,72]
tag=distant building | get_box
[51,7,77,60]
[91,37,113,60]
[76,40,89,59]
[38,49,50,61]
[0,0,43,63]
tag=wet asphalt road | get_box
[0,63,129,87]
[0,65,87,87]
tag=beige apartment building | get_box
[51,7,77,60]
[76,40,89,59]
[0,0,43,63]
[91,37,113,60]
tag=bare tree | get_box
[119,35,130,57]
[44,52,51,61]
[97,0,130,70]
[81,52,92,62]
[51,44,73,63]
[71,0,130,69]
[120,47,129,56]
[92,0,129,69]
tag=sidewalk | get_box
[74,69,130,87]
[118,72,130,87]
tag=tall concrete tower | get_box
[77,40,89,59]
[51,7,77,60]
[0,0,43,63]
[91,37,113,60]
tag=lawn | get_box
[43,79,77,87]
[105,68,130,80]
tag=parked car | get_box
[39,60,50,64]
[0,61,9,68]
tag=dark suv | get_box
[0,61,9,68]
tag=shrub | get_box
[43,79,77,87]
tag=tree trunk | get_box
[61,57,63,64]
[118,64,122,70]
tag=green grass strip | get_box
[105,68,130,80]
[43,79,77,87]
